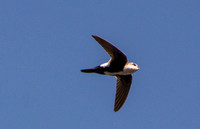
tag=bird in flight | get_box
[81,35,139,112]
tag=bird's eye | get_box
[133,63,136,66]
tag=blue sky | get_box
[0,0,200,128]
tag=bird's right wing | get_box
[92,35,127,63]
[114,75,132,112]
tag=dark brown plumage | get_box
[114,75,132,112]
[81,35,139,112]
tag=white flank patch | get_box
[100,62,110,67]
[104,71,131,76]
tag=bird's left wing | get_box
[114,75,132,112]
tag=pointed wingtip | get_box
[114,106,123,112]
[114,109,119,112]
[92,35,97,38]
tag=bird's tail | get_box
[81,66,104,74]
[81,68,97,73]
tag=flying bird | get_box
[81,35,139,112]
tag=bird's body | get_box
[82,62,138,75]
[81,35,139,112]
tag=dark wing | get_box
[114,75,132,112]
[92,35,127,70]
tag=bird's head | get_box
[129,62,140,71]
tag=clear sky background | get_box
[0,0,200,129]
